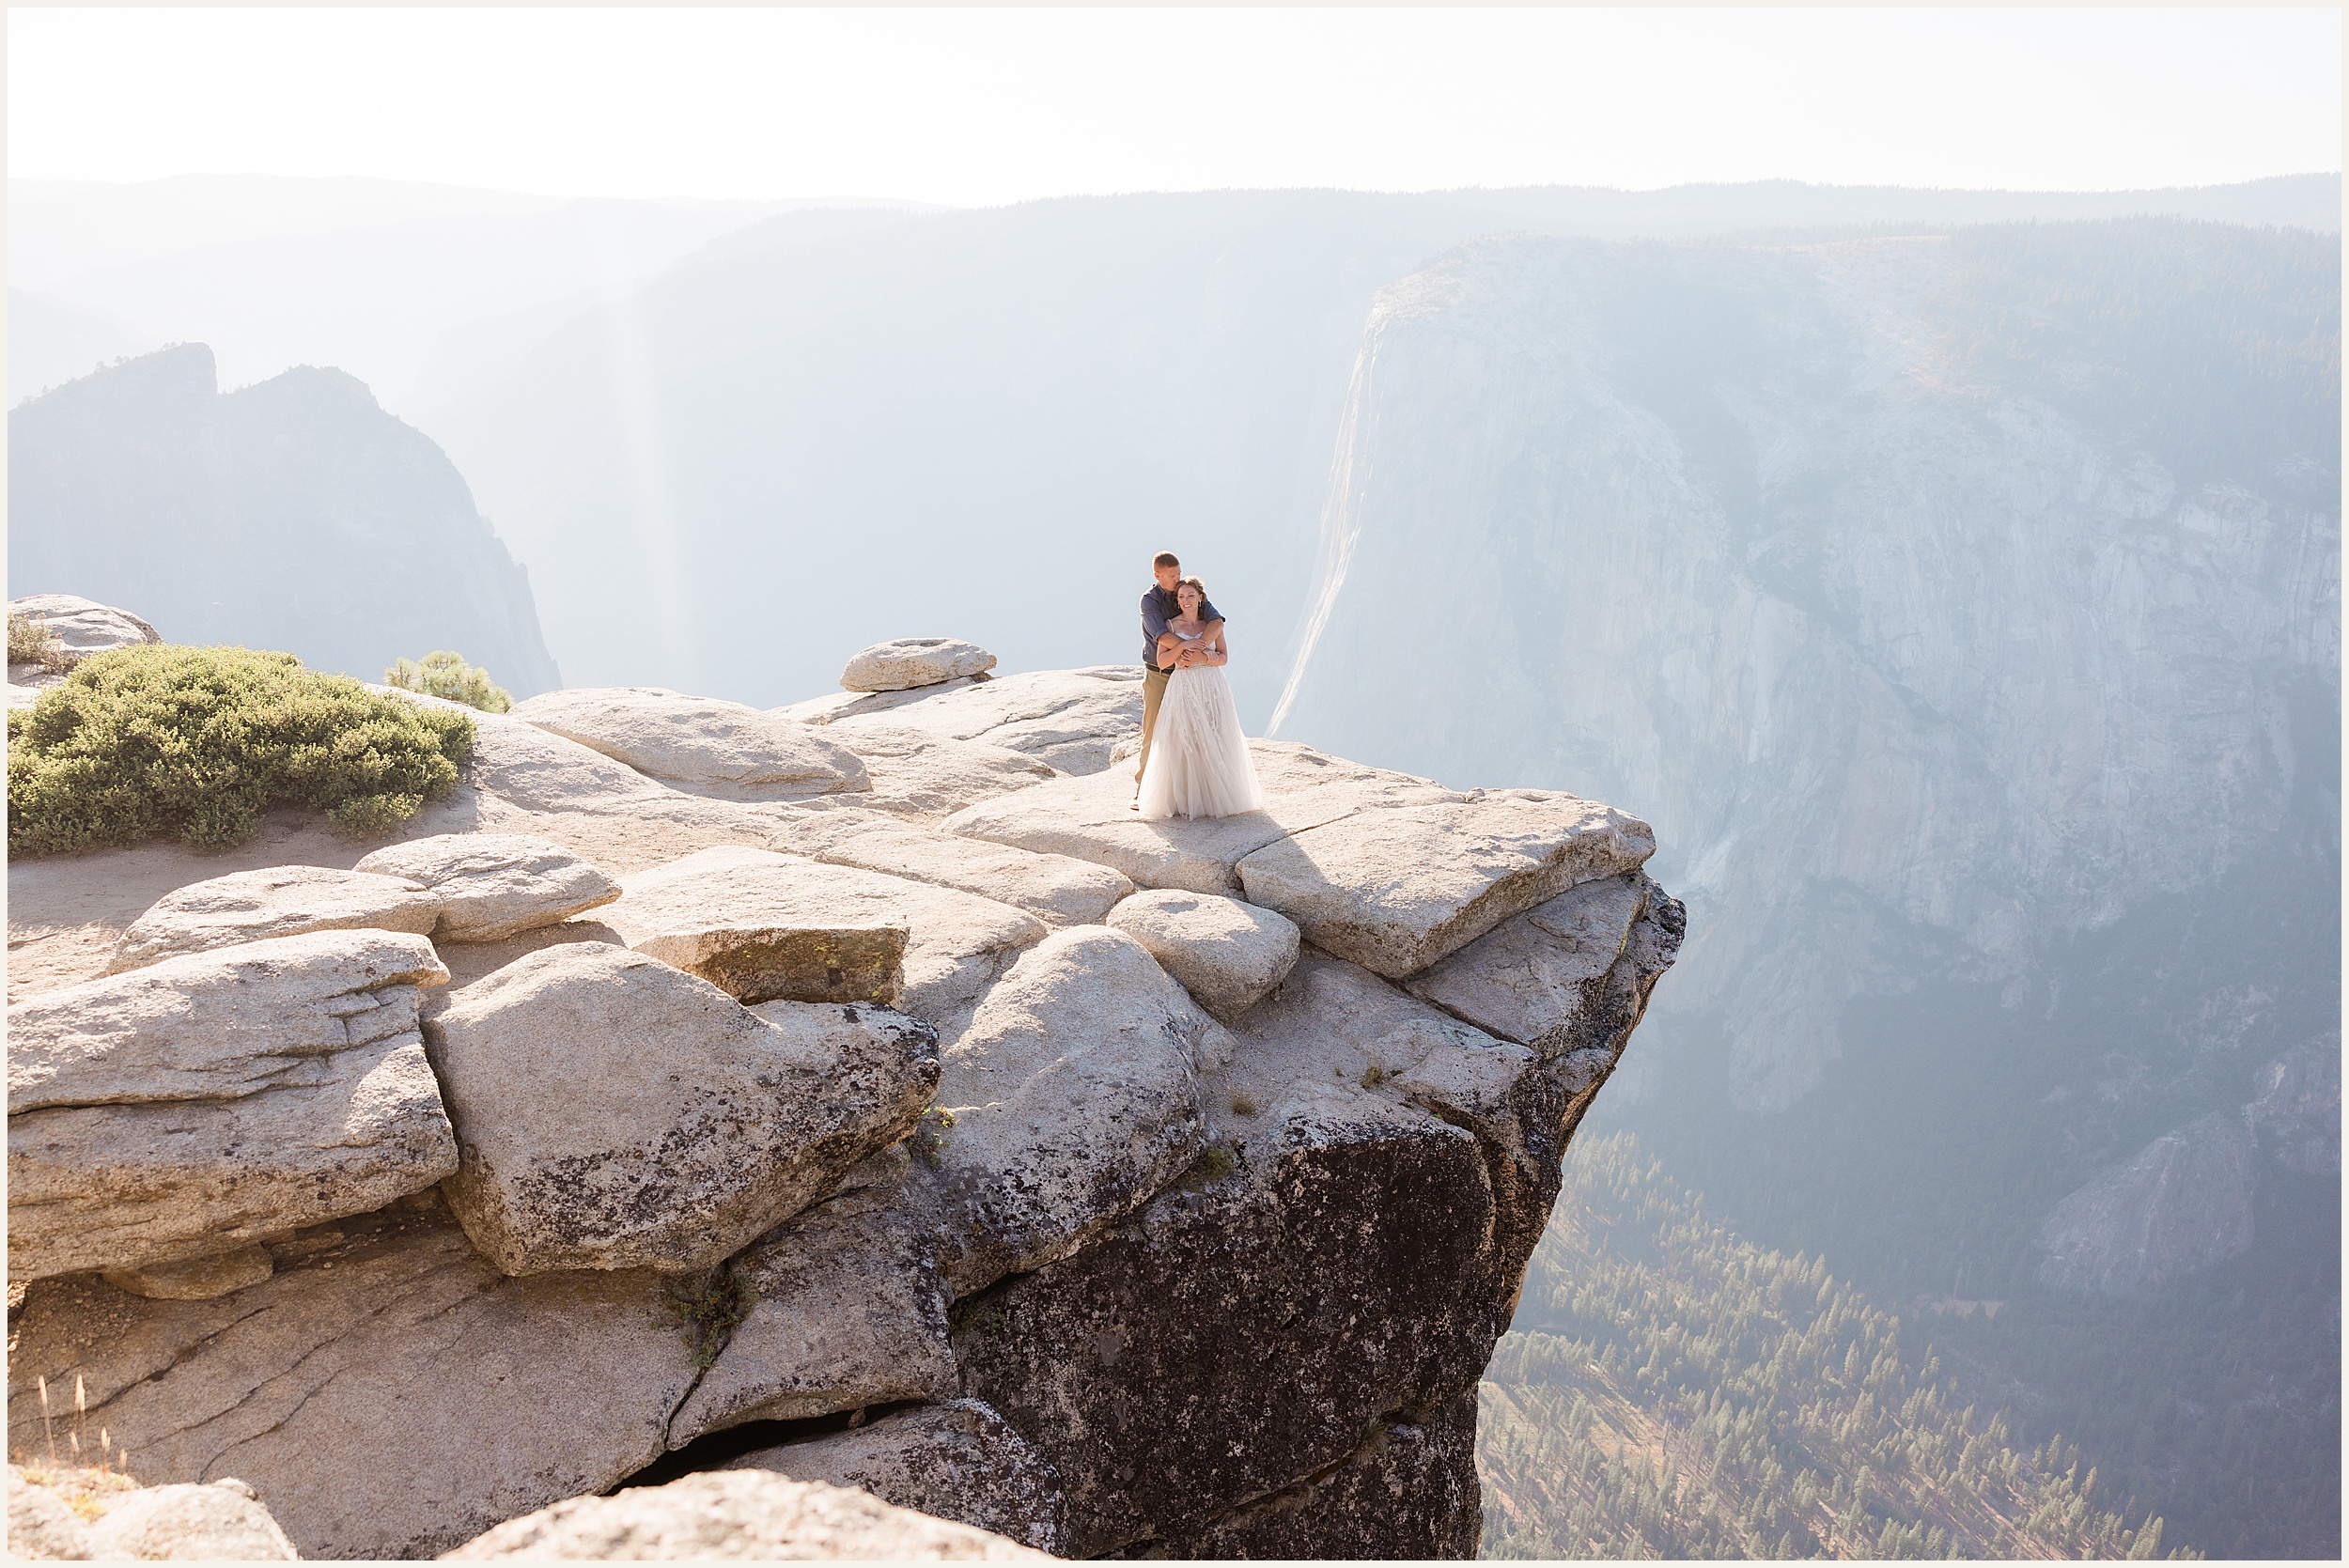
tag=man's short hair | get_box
[1152,551,1181,570]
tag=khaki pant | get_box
[1136,664,1171,786]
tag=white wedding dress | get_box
[1138,631,1265,820]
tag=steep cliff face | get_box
[7,345,560,697]
[1268,224,2338,1116]
[1253,219,2339,1560]
[6,635,1676,1559]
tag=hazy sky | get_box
[8,7,2341,203]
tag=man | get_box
[1134,551,1224,802]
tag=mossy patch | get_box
[662,1267,754,1369]
[909,1105,957,1171]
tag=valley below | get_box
[8,173,2339,1559]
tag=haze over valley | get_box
[9,170,2339,1558]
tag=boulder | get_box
[944,739,1461,895]
[102,864,442,973]
[7,931,457,1281]
[354,832,622,941]
[669,1146,957,1446]
[826,666,1147,775]
[791,817,1134,927]
[427,945,938,1275]
[8,1467,98,1559]
[103,1242,273,1301]
[601,846,1046,1022]
[510,687,871,801]
[814,723,1059,820]
[726,1400,1066,1556]
[7,594,162,659]
[82,1480,301,1560]
[929,925,1233,1295]
[443,1470,1052,1560]
[603,848,910,1007]
[771,676,989,728]
[385,698,720,820]
[842,638,998,692]
[1403,872,1652,1054]
[1235,789,1656,978]
[5,1202,704,1560]
[1106,889,1300,1024]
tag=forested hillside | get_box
[1478,1134,2196,1560]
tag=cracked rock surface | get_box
[7,930,457,1281]
[103,863,443,973]
[6,1200,701,1560]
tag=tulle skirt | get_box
[1138,664,1265,820]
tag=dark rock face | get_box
[7,344,560,695]
[954,1117,1495,1556]
[1144,1389,1482,1560]
[954,890,1681,1558]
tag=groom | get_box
[1134,550,1224,798]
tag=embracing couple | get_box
[1131,551,1266,820]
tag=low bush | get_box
[383,649,513,714]
[8,644,475,856]
[662,1268,754,1370]
[8,613,71,672]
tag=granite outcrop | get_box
[6,619,1680,1560]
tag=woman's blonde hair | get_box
[1175,576,1208,612]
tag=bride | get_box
[1137,576,1265,820]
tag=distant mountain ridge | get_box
[8,344,561,697]
[7,176,937,416]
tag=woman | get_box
[1136,576,1265,820]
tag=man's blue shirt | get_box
[1141,585,1223,668]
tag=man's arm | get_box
[1177,597,1226,668]
[1186,615,1226,666]
[1140,592,1172,656]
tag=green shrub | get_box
[8,644,475,856]
[8,614,70,672]
[383,649,513,714]
[662,1268,754,1369]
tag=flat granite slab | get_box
[1236,789,1656,979]
[942,740,1460,895]
[822,666,1147,775]
[601,846,1047,1021]
[1403,872,1651,1054]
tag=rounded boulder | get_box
[842,638,997,692]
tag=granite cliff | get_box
[7,622,1679,1559]
[8,346,560,698]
